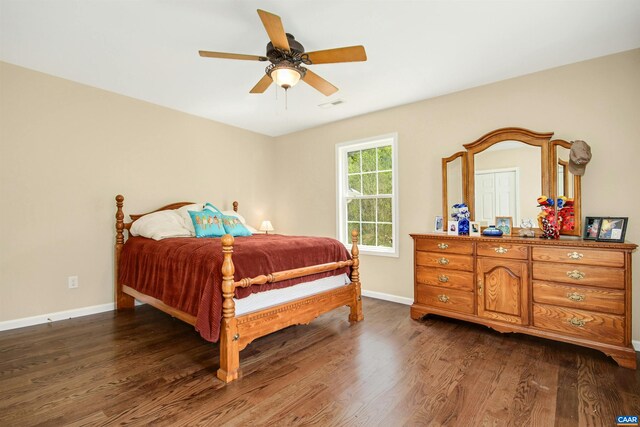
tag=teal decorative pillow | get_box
[221,215,253,237]
[188,209,226,238]
[205,202,252,237]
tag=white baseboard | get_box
[361,289,412,306]
[633,340,640,351]
[0,303,115,332]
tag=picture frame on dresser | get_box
[596,217,628,242]
[469,221,481,237]
[434,215,444,232]
[583,216,602,240]
[447,220,458,235]
[495,216,512,236]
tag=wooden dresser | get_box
[411,233,637,368]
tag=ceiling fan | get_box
[199,9,367,96]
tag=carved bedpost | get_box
[115,195,134,310]
[233,201,238,212]
[349,229,364,322]
[217,234,240,383]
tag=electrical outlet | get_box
[68,276,79,289]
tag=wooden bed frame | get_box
[114,195,363,383]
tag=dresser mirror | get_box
[441,127,581,235]
[441,152,467,229]
[472,141,542,227]
[551,139,582,236]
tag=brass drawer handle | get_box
[568,317,588,328]
[438,257,449,265]
[567,270,585,280]
[438,275,449,283]
[494,246,508,254]
[437,294,450,303]
[568,251,584,260]
[437,243,449,250]
[567,292,585,302]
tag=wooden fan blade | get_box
[302,69,338,96]
[257,9,290,51]
[306,46,367,64]
[199,51,267,61]
[250,74,273,94]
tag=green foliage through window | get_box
[341,139,395,252]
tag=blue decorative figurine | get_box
[452,203,470,236]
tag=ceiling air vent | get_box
[318,99,346,109]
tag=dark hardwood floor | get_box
[1,297,638,426]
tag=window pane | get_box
[377,198,392,222]
[348,151,361,174]
[362,199,376,222]
[363,173,377,195]
[348,174,362,194]
[378,171,392,194]
[347,199,360,221]
[378,223,392,247]
[378,145,392,170]
[348,222,361,244]
[362,148,377,172]
[362,223,376,246]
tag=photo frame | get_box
[495,216,513,236]
[469,221,481,237]
[596,217,628,243]
[447,220,459,236]
[583,216,602,240]
[434,215,444,233]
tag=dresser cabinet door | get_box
[477,258,529,325]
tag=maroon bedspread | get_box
[118,234,351,342]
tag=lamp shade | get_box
[259,220,274,234]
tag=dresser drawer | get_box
[532,303,624,345]
[532,247,624,267]
[416,285,474,314]
[477,242,528,260]
[415,239,473,255]
[416,252,473,271]
[532,263,624,289]
[416,266,474,291]
[532,281,624,315]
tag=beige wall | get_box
[0,62,275,321]
[273,49,640,339]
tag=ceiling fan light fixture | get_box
[267,62,305,90]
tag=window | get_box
[336,134,398,257]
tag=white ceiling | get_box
[2,1,639,137]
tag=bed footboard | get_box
[217,230,363,383]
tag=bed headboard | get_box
[115,195,238,231]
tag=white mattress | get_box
[234,273,351,316]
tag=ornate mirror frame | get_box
[442,127,581,236]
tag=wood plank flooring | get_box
[1,297,638,426]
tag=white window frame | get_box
[336,133,399,257]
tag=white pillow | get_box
[176,203,205,236]
[245,224,258,233]
[130,210,192,241]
